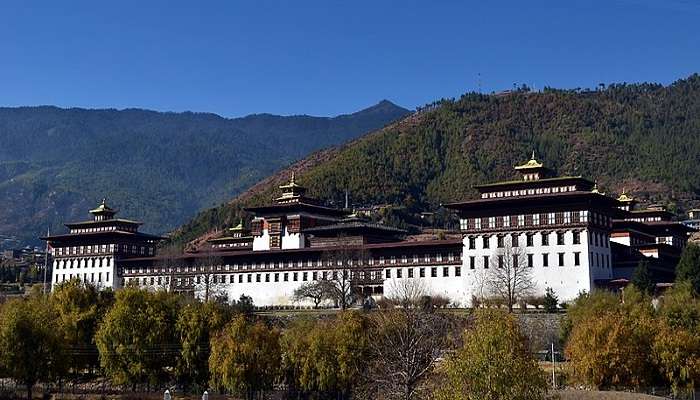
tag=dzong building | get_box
[43,155,696,307]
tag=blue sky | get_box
[0,1,698,117]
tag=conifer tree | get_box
[676,243,700,294]
[631,259,655,296]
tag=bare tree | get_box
[480,244,535,313]
[321,241,370,310]
[366,280,450,400]
[155,247,180,292]
[195,247,226,302]
[292,280,334,308]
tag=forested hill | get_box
[173,74,700,249]
[0,100,410,248]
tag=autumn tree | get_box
[282,312,369,399]
[366,280,450,400]
[565,287,657,388]
[209,315,281,399]
[480,244,534,312]
[676,243,700,294]
[95,287,181,389]
[0,296,66,400]
[435,309,547,400]
[653,282,700,393]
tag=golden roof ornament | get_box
[514,150,544,170]
[617,188,634,202]
[90,198,115,214]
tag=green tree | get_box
[95,287,181,388]
[676,243,700,294]
[631,259,655,296]
[176,300,235,391]
[543,287,558,313]
[0,296,66,400]
[51,280,114,374]
[435,309,547,400]
[209,315,281,399]
[282,312,368,399]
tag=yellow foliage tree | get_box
[435,309,547,400]
[209,315,281,399]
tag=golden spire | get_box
[617,188,634,202]
[514,151,544,170]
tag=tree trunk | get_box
[26,384,32,400]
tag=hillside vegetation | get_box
[0,101,409,247]
[173,74,700,248]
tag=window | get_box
[455,266,461,276]
[442,267,449,277]
[106,272,110,282]
[431,267,437,277]
[541,232,549,246]
[468,237,476,249]
[408,268,414,278]
[238,275,243,283]
[397,269,403,278]
[558,253,565,267]
[482,236,490,249]
[284,273,289,282]
[312,271,318,280]
[543,253,549,267]
[527,254,533,268]
[386,269,391,279]
[470,256,475,270]
[247,274,252,283]
[511,234,519,247]
[230,275,235,283]
[293,272,298,281]
[419,268,425,278]
[573,231,581,244]
[557,232,565,245]
[574,252,580,266]
[497,235,504,248]
[513,254,519,268]
[483,255,490,269]
[527,234,534,247]
[302,272,308,281]
[498,255,504,268]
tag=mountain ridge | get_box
[171,74,700,249]
[0,100,410,249]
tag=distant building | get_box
[41,156,696,306]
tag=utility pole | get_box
[551,342,556,388]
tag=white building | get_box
[46,157,695,306]
[43,199,163,290]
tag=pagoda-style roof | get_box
[474,176,594,193]
[245,202,349,217]
[305,219,407,236]
[41,230,164,242]
[65,218,143,229]
[445,191,625,217]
